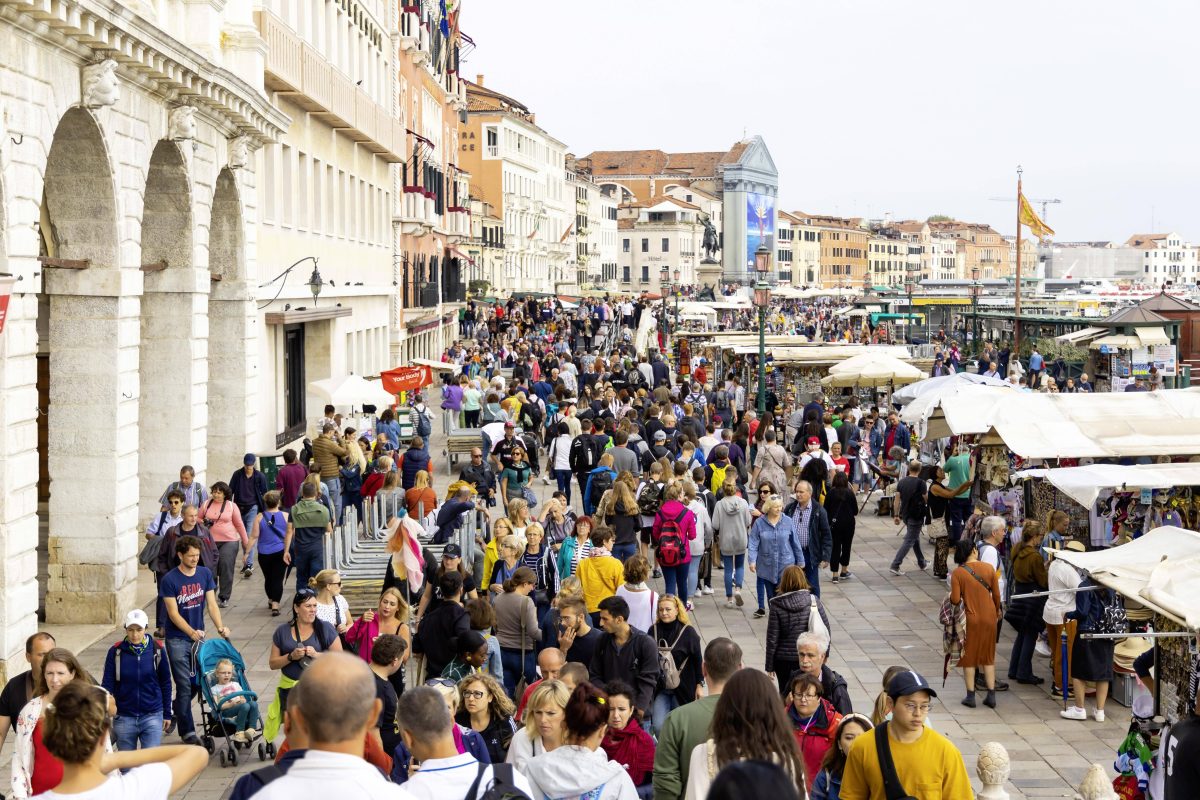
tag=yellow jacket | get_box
[578,554,624,613]
[482,537,500,590]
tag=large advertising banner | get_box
[746,192,775,270]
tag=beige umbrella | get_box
[821,352,923,387]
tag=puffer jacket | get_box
[712,494,751,555]
[789,699,842,788]
[400,447,432,490]
[765,589,832,669]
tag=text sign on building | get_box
[1131,345,1177,377]
[0,275,16,335]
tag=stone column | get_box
[44,269,141,624]
[140,268,210,511]
[207,278,257,474]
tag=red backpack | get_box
[656,509,688,567]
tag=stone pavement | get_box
[18,428,1124,798]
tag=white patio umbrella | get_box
[821,352,923,387]
[309,374,396,409]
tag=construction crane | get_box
[989,196,1062,221]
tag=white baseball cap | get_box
[123,609,149,629]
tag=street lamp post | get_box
[673,267,681,330]
[969,266,982,349]
[904,264,916,344]
[753,244,772,416]
[660,264,670,332]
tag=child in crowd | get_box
[212,658,261,742]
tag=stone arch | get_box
[41,107,138,624]
[139,139,206,513]
[207,166,255,478]
[42,108,120,268]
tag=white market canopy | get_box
[677,301,718,318]
[410,357,462,374]
[821,352,923,387]
[1013,462,1200,508]
[987,387,1200,458]
[1054,526,1200,629]
[902,383,1012,439]
[309,374,396,408]
[892,372,1013,407]
[1089,326,1171,349]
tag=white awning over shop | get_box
[986,387,1200,458]
[1090,334,1141,350]
[1011,462,1200,508]
[1137,326,1171,346]
[1053,526,1200,629]
[1055,326,1107,344]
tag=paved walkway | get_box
[43,429,1121,798]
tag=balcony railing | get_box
[256,10,404,163]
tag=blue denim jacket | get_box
[747,513,805,584]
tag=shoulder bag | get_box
[874,721,918,800]
[807,594,829,643]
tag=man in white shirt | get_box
[398,686,534,799]
[256,653,414,799]
[974,515,1010,692]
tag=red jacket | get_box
[790,698,842,787]
[601,718,656,787]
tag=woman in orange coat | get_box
[950,538,1002,709]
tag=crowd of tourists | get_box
[5,292,1197,799]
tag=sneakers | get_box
[839,572,853,582]
[975,676,1009,692]
[1094,709,1105,723]
[182,732,202,746]
[685,601,694,612]
[652,568,663,579]
[218,599,229,609]
[734,589,744,607]
[1035,639,1052,658]
[831,575,840,584]
[889,567,905,576]
[724,599,737,609]
[1060,706,1087,720]
[753,608,767,619]
[541,475,551,485]
[702,585,714,596]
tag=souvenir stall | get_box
[1052,526,1200,723]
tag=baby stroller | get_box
[193,637,276,767]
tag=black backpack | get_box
[589,469,614,510]
[465,762,531,800]
[569,435,598,474]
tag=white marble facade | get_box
[0,0,285,680]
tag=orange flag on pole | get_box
[1018,193,1054,241]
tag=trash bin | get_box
[260,455,280,488]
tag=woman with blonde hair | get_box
[1045,508,1069,549]
[488,535,524,598]
[601,479,641,563]
[405,470,437,520]
[505,679,570,772]
[521,522,560,625]
[307,569,348,632]
[347,587,411,696]
[483,516,516,592]
[649,594,703,737]
[457,672,518,764]
[506,497,532,542]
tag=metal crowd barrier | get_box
[327,494,490,582]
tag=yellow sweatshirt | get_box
[578,553,624,613]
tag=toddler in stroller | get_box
[195,637,274,766]
[212,658,261,742]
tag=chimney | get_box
[475,74,484,86]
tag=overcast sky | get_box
[463,1,1200,243]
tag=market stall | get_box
[1053,526,1200,721]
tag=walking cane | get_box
[1060,627,1069,712]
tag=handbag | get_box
[807,594,829,643]
[874,722,919,800]
[521,487,538,509]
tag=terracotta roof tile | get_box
[1123,233,1170,249]
[580,140,748,178]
